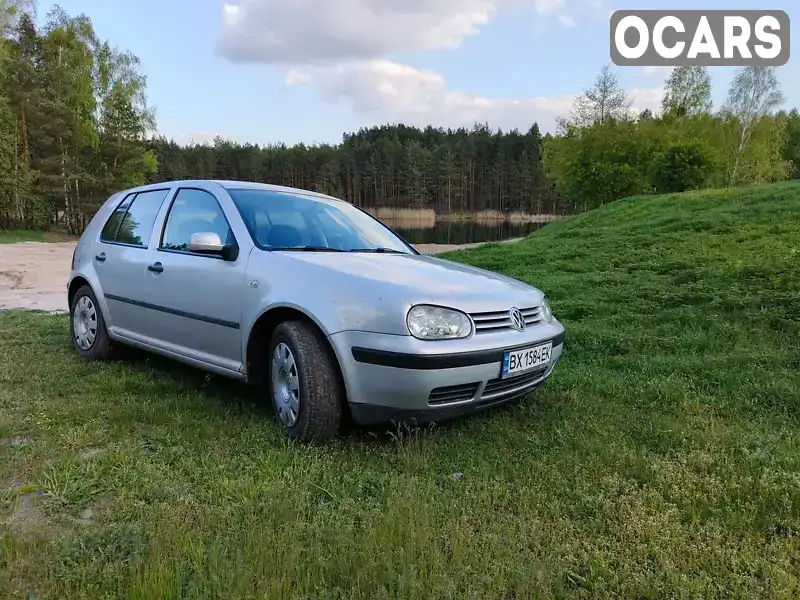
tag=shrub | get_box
[648,141,712,194]
[544,120,656,211]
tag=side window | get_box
[100,194,135,242]
[160,188,234,253]
[116,190,169,246]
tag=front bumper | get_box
[327,322,565,425]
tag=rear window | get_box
[100,189,169,247]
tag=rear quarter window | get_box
[100,194,134,242]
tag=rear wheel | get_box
[268,320,343,441]
[70,285,113,361]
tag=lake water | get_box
[387,219,550,245]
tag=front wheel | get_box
[268,321,343,441]
[70,285,113,361]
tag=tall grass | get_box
[1,182,800,598]
[443,210,563,224]
[363,207,437,228]
[364,207,562,229]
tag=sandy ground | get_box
[0,238,522,313]
[0,242,77,313]
[413,238,521,255]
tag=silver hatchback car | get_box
[68,180,565,440]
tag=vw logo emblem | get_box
[509,307,525,331]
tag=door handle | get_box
[95,252,106,263]
[147,262,164,273]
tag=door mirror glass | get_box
[188,232,224,254]
[187,232,239,261]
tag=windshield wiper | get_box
[348,247,407,254]
[268,245,344,252]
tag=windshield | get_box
[227,188,414,254]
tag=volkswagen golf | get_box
[67,180,566,440]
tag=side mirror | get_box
[188,232,238,261]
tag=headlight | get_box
[407,305,472,340]
[540,296,554,324]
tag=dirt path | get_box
[413,236,522,255]
[0,237,523,313]
[0,242,77,313]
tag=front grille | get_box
[481,367,547,402]
[469,306,543,334]
[428,381,480,405]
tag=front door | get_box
[139,187,246,373]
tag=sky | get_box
[36,0,799,147]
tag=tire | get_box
[70,285,113,361]
[267,320,343,441]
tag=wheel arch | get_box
[245,305,347,394]
[67,276,91,310]
[67,274,114,331]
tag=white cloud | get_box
[216,0,610,64]
[217,0,496,65]
[285,60,664,132]
[288,61,448,114]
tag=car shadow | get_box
[112,344,267,412]
[109,344,523,444]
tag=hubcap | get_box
[72,296,97,350]
[271,342,300,427]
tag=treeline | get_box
[546,65,800,212]
[0,2,156,232]
[1,2,799,233]
[147,123,561,215]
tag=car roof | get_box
[116,179,342,203]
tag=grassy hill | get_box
[1,182,799,598]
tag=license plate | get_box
[502,342,552,378]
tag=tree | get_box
[0,4,158,229]
[723,66,785,186]
[565,65,633,128]
[36,7,100,232]
[778,108,800,179]
[661,66,712,116]
[93,43,157,203]
[648,140,712,194]
[544,120,655,211]
[0,0,34,40]
[1,7,38,226]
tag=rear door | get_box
[92,189,171,337]
[137,186,247,373]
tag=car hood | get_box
[276,252,543,310]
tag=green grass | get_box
[2,182,800,599]
[0,229,77,244]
